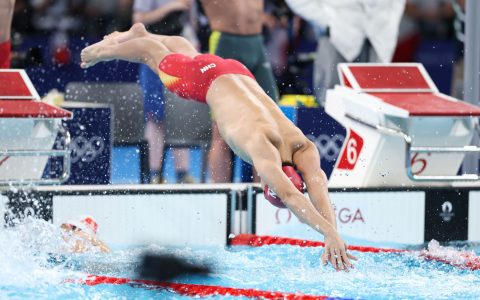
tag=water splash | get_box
[1,219,480,299]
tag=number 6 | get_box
[346,138,358,165]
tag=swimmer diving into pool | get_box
[80,23,356,271]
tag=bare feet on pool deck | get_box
[102,23,148,44]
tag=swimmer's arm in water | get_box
[89,236,110,253]
[250,138,354,271]
[72,230,111,253]
[293,141,357,269]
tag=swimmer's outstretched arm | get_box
[250,138,355,271]
[293,142,358,268]
[293,141,337,228]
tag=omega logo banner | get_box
[254,191,425,244]
[297,108,346,178]
[425,190,468,242]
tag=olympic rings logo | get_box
[70,136,105,164]
[306,134,345,161]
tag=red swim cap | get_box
[63,215,98,236]
[264,164,305,208]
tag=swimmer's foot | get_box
[103,23,148,44]
[80,40,115,68]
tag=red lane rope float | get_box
[230,234,480,271]
[79,275,340,300]
[420,251,480,271]
[230,234,406,253]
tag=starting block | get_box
[326,63,480,187]
[0,69,72,185]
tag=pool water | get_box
[1,218,480,299]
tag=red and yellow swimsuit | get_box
[158,53,255,103]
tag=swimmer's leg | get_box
[103,23,151,43]
[81,36,169,72]
[151,35,198,57]
[0,0,14,43]
[103,23,198,57]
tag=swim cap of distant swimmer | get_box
[264,164,306,208]
[64,215,98,236]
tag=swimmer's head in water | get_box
[62,215,98,236]
[264,163,306,208]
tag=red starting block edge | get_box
[0,69,40,100]
[0,69,72,119]
[0,69,72,185]
[338,62,438,93]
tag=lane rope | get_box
[230,234,480,271]
[78,275,346,300]
[230,234,406,253]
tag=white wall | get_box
[255,191,425,245]
[53,193,229,247]
[468,191,480,241]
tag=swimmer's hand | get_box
[321,232,357,272]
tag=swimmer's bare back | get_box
[201,0,264,35]
[206,74,308,165]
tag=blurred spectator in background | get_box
[201,0,279,183]
[263,0,296,95]
[28,0,86,67]
[263,2,318,96]
[449,0,465,100]
[30,0,84,35]
[285,0,406,106]
[133,0,197,184]
[394,0,455,62]
[12,0,32,35]
[0,0,15,68]
[83,0,133,37]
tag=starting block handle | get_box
[0,125,71,186]
[345,113,480,182]
[410,146,480,153]
[407,145,480,181]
